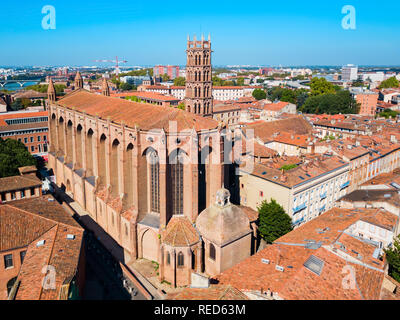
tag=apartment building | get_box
[0,110,49,158]
[239,155,350,227]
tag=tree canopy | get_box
[299,89,360,115]
[252,88,267,100]
[26,84,65,94]
[119,82,135,91]
[378,109,399,119]
[257,199,293,243]
[379,76,399,89]
[0,138,36,178]
[266,87,309,106]
[173,77,186,86]
[385,234,400,282]
[161,74,170,82]
[119,68,153,77]
[309,77,336,96]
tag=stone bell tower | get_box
[185,34,213,116]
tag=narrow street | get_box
[82,230,146,300]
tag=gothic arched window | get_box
[177,252,184,267]
[171,150,184,215]
[148,149,160,213]
[209,243,216,261]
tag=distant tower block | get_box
[185,34,213,116]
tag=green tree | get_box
[10,99,24,111]
[252,88,267,100]
[351,80,365,87]
[119,68,153,77]
[120,82,134,91]
[26,84,65,94]
[173,77,186,86]
[161,74,170,82]
[299,90,359,114]
[379,76,399,89]
[236,77,245,86]
[379,109,399,119]
[0,138,36,178]
[257,199,293,243]
[384,234,400,282]
[212,76,223,86]
[21,98,31,109]
[177,103,185,110]
[309,77,335,96]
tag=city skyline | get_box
[1,0,399,66]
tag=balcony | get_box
[293,203,307,214]
[340,181,350,190]
[292,217,304,226]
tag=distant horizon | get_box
[2,65,400,70]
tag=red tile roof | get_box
[56,89,218,132]
[215,207,392,300]
[0,195,84,300]
[169,285,249,300]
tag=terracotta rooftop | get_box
[0,111,48,121]
[169,285,249,300]
[246,116,312,143]
[341,190,400,212]
[238,205,259,222]
[215,206,393,300]
[112,91,180,102]
[12,90,47,99]
[272,132,311,148]
[263,101,290,112]
[242,155,348,188]
[0,174,41,193]
[0,195,84,300]
[56,89,218,132]
[360,168,400,189]
[162,216,200,247]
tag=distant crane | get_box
[94,56,128,77]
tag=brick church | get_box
[47,36,256,287]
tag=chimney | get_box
[280,169,288,182]
[390,135,398,144]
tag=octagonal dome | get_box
[196,188,251,246]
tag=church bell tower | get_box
[185,34,213,116]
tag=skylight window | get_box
[36,240,45,247]
[303,255,324,276]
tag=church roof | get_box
[162,216,199,247]
[169,285,249,300]
[196,189,251,246]
[56,90,218,132]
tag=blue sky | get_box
[1,0,399,66]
